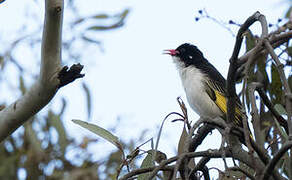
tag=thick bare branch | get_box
[227,11,263,125]
[0,0,83,142]
[40,0,64,84]
[0,0,64,142]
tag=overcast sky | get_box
[0,0,290,177]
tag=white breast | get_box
[176,63,223,118]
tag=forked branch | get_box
[0,0,84,142]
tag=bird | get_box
[164,43,250,144]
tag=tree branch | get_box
[147,148,265,180]
[227,11,263,125]
[256,87,289,134]
[249,82,264,146]
[0,0,83,142]
[261,141,292,180]
[263,39,292,137]
[119,166,174,180]
[238,30,292,65]
[189,157,210,178]
[188,123,214,152]
[227,167,255,180]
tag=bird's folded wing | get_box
[204,79,243,128]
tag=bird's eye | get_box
[189,55,193,59]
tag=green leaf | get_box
[274,104,287,115]
[59,97,67,116]
[24,119,44,155]
[288,75,292,91]
[0,153,18,178]
[137,150,155,180]
[48,110,68,154]
[269,63,283,104]
[86,9,129,31]
[287,47,292,57]
[0,56,3,68]
[256,54,269,87]
[273,112,288,141]
[281,152,292,178]
[92,14,110,19]
[260,111,273,131]
[81,36,101,45]
[119,9,130,19]
[19,75,26,95]
[86,23,123,31]
[285,6,292,18]
[177,125,188,155]
[245,30,256,52]
[154,150,167,164]
[82,82,92,119]
[73,14,109,26]
[72,119,123,151]
[244,30,269,112]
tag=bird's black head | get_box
[164,43,205,67]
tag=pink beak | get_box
[163,49,178,56]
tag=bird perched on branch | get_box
[164,43,250,144]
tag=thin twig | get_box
[227,167,255,180]
[119,165,174,180]
[249,82,264,146]
[201,166,210,180]
[238,30,292,65]
[261,141,292,180]
[171,154,187,180]
[256,87,289,134]
[188,157,210,178]
[263,39,292,136]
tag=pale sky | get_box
[0,0,290,178]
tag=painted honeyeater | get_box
[164,43,251,144]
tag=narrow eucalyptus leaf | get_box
[285,6,292,18]
[177,125,188,155]
[81,36,101,45]
[274,104,287,115]
[82,82,92,119]
[19,75,26,95]
[270,63,282,104]
[288,75,292,91]
[245,30,256,51]
[137,150,155,180]
[49,111,68,153]
[287,47,292,57]
[72,119,123,151]
[92,14,109,19]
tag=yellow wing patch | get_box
[213,90,253,141]
[214,90,243,127]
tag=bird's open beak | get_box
[163,49,178,56]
